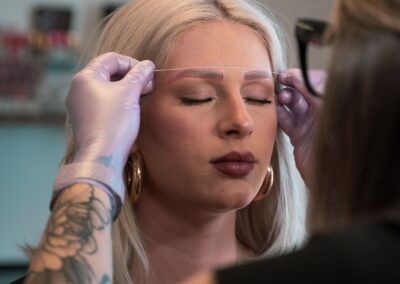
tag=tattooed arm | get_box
[22,53,154,284]
[25,184,113,284]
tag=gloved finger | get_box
[277,87,309,116]
[86,52,139,81]
[277,69,309,95]
[276,102,295,135]
[142,80,154,95]
[280,68,327,99]
[123,60,155,102]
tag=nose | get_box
[217,96,254,139]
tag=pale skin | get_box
[25,20,277,284]
[135,20,277,283]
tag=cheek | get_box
[254,108,277,155]
[138,99,206,157]
[138,98,215,196]
[266,113,277,149]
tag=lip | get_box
[210,151,256,177]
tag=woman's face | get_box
[137,21,277,211]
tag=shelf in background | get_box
[0,98,66,125]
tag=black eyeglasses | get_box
[295,18,332,97]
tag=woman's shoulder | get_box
[216,220,400,284]
[308,220,399,265]
[310,219,400,252]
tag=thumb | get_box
[123,60,155,96]
[276,102,295,135]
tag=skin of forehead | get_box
[157,21,276,88]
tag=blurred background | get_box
[0,0,332,282]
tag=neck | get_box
[135,190,251,284]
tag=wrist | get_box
[73,148,126,175]
[51,162,125,220]
[52,182,112,210]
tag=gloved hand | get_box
[51,52,154,219]
[276,69,324,187]
[67,52,155,174]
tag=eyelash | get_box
[180,97,214,105]
[245,98,272,105]
[180,97,272,106]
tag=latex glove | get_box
[67,52,155,174]
[276,69,325,187]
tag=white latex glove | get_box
[276,69,324,187]
[67,52,154,174]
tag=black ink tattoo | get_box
[26,185,112,284]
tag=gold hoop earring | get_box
[126,152,143,205]
[254,165,274,202]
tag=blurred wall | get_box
[0,0,334,63]
[0,0,123,42]
[0,0,334,268]
[266,0,334,66]
[0,0,124,266]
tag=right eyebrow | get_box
[167,69,224,85]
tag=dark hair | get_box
[310,0,400,232]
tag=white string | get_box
[154,66,282,73]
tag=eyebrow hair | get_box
[175,69,224,79]
[165,68,274,85]
[164,69,224,85]
[244,70,273,80]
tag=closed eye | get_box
[244,97,272,105]
[180,97,214,105]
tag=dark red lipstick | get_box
[210,151,256,177]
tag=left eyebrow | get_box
[244,70,273,80]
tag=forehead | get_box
[164,21,272,70]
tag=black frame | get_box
[295,18,329,97]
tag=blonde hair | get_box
[66,0,307,283]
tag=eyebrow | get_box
[166,68,273,85]
[166,69,224,85]
[244,70,273,80]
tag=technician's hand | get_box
[66,52,155,174]
[276,69,324,187]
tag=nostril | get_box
[226,129,240,136]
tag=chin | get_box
[210,189,256,211]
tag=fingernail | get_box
[136,64,149,76]
[142,60,155,72]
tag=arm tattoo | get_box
[95,156,113,168]
[95,155,123,172]
[100,274,111,284]
[26,185,112,284]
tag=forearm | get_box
[25,183,113,284]
[22,53,153,284]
